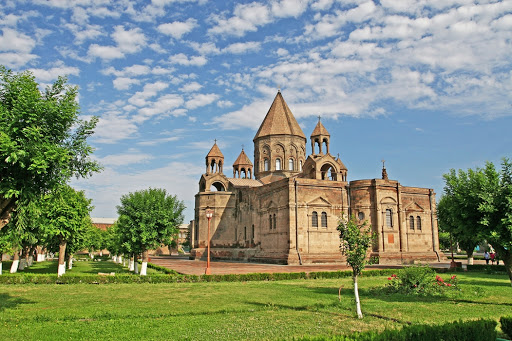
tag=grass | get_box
[0,269,511,340]
[1,259,162,275]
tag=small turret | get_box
[206,141,224,174]
[233,149,253,179]
[310,117,330,155]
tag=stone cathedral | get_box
[190,91,441,265]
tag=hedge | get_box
[299,319,497,341]
[501,316,512,339]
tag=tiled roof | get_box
[228,178,263,187]
[91,218,117,224]
[233,149,253,166]
[206,142,224,158]
[253,91,306,140]
[311,118,330,137]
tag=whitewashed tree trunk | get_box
[58,239,67,277]
[10,251,19,273]
[140,250,148,276]
[36,253,45,262]
[67,255,73,270]
[117,255,123,264]
[0,261,3,275]
[129,256,134,271]
[353,275,363,319]
[468,255,474,265]
[100,251,103,256]
[28,256,33,267]
[112,255,117,263]
[18,258,27,270]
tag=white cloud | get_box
[217,100,234,108]
[128,81,169,107]
[29,65,80,82]
[135,94,185,122]
[208,2,272,37]
[87,25,147,60]
[113,77,140,90]
[0,28,36,53]
[180,82,203,92]
[271,0,310,18]
[169,53,207,66]
[158,18,198,39]
[93,112,139,144]
[97,152,154,166]
[185,93,219,109]
[0,52,38,68]
[222,41,261,54]
[189,41,220,55]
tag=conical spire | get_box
[233,149,252,166]
[253,91,306,141]
[311,117,330,137]
[206,140,224,158]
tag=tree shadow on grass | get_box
[20,260,58,274]
[305,285,512,307]
[0,293,34,312]
[81,261,126,274]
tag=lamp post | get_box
[205,208,213,275]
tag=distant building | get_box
[91,217,116,231]
[190,91,441,265]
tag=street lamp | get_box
[205,208,213,275]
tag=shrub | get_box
[385,266,458,295]
[501,316,512,339]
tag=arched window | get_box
[275,158,281,170]
[235,228,237,241]
[252,225,255,241]
[264,158,269,171]
[269,215,272,230]
[409,216,415,230]
[321,212,327,228]
[417,216,422,230]
[299,160,303,171]
[288,158,294,171]
[244,226,247,241]
[312,211,318,228]
[385,209,393,227]
[273,214,276,229]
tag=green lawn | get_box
[0,270,510,340]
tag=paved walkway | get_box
[149,255,462,276]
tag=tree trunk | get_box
[129,255,134,271]
[28,246,36,266]
[10,250,19,273]
[134,254,139,274]
[58,239,67,277]
[67,253,73,270]
[466,249,474,265]
[36,246,45,262]
[0,197,16,229]
[117,255,123,264]
[141,250,148,276]
[0,259,3,275]
[18,247,28,270]
[353,275,363,319]
[502,250,512,287]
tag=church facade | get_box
[190,91,441,265]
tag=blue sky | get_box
[1,0,511,221]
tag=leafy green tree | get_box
[116,188,185,276]
[479,159,512,285]
[438,168,486,264]
[338,215,375,319]
[0,66,100,229]
[41,185,92,276]
[0,227,15,275]
[85,224,107,257]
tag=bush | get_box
[466,264,506,272]
[501,316,512,339]
[299,319,497,340]
[385,266,458,295]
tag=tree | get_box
[0,66,100,229]
[479,159,512,285]
[438,168,486,264]
[85,224,107,258]
[41,185,92,276]
[116,188,185,276]
[338,215,375,319]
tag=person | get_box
[490,252,495,265]
[484,251,490,265]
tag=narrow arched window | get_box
[385,209,393,227]
[289,158,294,171]
[273,214,276,229]
[321,212,327,228]
[417,216,422,230]
[269,215,272,230]
[244,226,247,240]
[235,228,237,241]
[410,216,414,230]
[275,158,281,170]
[299,160,303,171]
[264,159,269,171]
[252,225,255,240]
[312,211,318,228]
